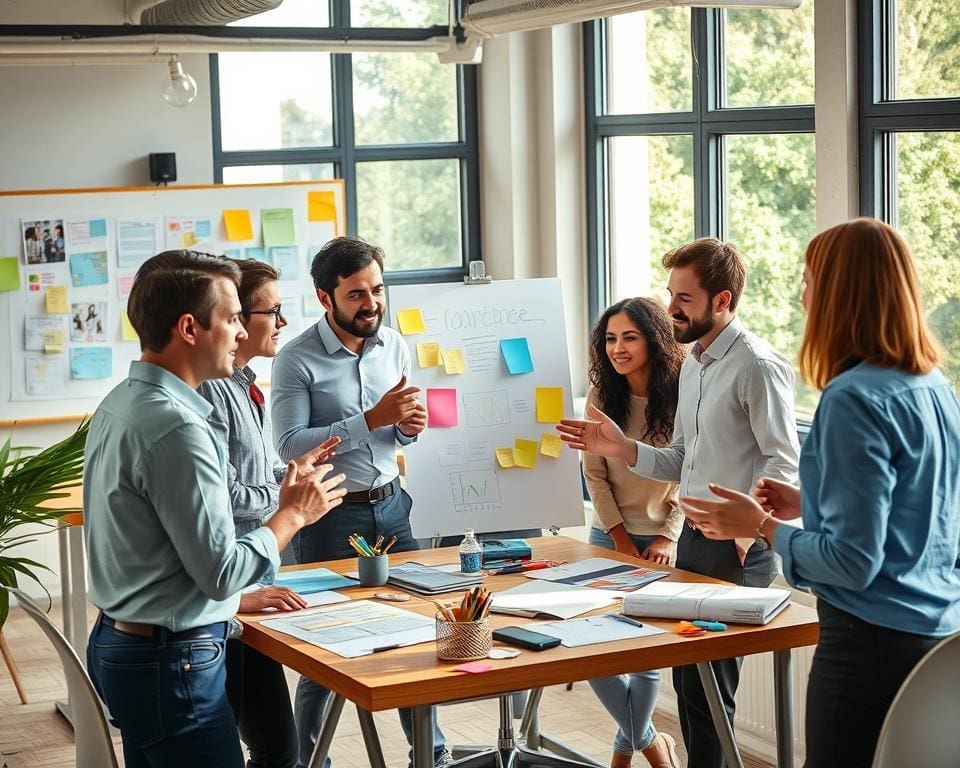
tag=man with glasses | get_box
[271,236,448,768]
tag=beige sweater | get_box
[584,387,684,541]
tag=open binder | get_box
[622,582,791,625]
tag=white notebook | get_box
[622,582,791,625]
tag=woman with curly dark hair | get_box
[584,297,685,768]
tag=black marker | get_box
[371,643,400,653]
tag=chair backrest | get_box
[872,631,960,768]
[6,587,119,768]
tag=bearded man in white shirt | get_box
[560,238,800,768]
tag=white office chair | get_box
[872,631,960,768]
[4,586,119,768]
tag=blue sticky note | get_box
[69,251,109,287]
[274,567,359,594]
[223,248,242,259]
[500,337,534,375]
[269,246,301,280]
[245,246,266,261]
[70,347,112,379]
[88,218,107,238]
[195,219,212,238]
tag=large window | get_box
[860,0,960,390]
[211,0,479,281]
[586,4,816,411]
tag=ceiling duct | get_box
[138,0,283,26]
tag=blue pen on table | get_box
[692,620,727,631]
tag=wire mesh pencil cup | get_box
[436,615,492,661]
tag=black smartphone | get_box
[492,625,561,651]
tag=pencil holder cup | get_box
[436,616,492,661]
[357,554,389,587]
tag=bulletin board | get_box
[388,278,584,537]
[0,181,344,422]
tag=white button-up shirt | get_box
[631,317,800,503]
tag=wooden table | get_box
[239,536,819,768]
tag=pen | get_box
[692,620,727,631]
[612,613,645,629]
[371,643,400,653]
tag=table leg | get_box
[518,687,544,748]
[67,526,87,657]
[696,661,744,768]
[412,703,435,768]
[307,693,345,768]
[774,649,794,768]
[356,704,387,768]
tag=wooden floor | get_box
[0,601,774,768]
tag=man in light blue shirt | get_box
[85,250,345,768]
[271,236,449,768]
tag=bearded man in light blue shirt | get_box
[84,250,345,768]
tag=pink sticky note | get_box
[427,388,458,427]
[455,661,493,673]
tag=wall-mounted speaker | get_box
[149,153,177,184]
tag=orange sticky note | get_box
[307,191,338,223]
[223,209,254,241]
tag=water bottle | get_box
[459,528,482,574]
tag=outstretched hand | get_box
[556,404,637,464]
[293,436,341,475]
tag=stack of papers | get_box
[490,580,619,619]
[274,567,360,594]
[526,557,669,593]
[622,582,791,625]
[388,562,484,595]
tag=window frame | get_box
[210,0,480,285]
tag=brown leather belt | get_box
[111,618,153,637]
[343,479,397,503]
[100,613,228,641]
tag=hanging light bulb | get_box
[161,55,197,108]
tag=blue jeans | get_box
[292,482,446,768]
[587,527,661,754]
[87,614,242,768]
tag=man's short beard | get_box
[332,301,382,338]
[672,310,715,344]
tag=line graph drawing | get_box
[462,390,511,428]
[449,470,502,514]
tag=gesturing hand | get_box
[753,477,802,520]
[365,376,422,431]
[556,404,637,463]
[397,400,427,437]
[239,585,308,613]
[681,483,767,540]
[278,461,348,526]
[292,436,341,476]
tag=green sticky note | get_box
[260,208,296,248]
[0,257,20,292]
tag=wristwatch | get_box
[754,512,774,551]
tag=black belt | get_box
[101,613,228,641]
[343,479,397,503]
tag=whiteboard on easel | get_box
[389,278,584,538]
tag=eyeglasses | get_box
[243,304,284,322]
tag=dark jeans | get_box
[292,481,446,768]
[87,614,242,768]
[226,638,298,768]
[804,599,940,768]
[672,527,776,768]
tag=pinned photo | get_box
[22,218,66,264]
[70,301,108,343]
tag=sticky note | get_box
[500,337,534,374]
[121,310,139,342]
[416,341,441,368]
[43,344,63,355]
[396,308,426,335]
[454,661,493,673]
[495,448,515,468]
[513,439,538,469]
[223,209,254,241]
[269,246,301,279]
[43,328,64,347]
[441,348,465,375]
[535,387,564,423]
[88,218,107,238]
[0,257,19,292]
[245,246,266,261]
[181,230,198,248]
[45,286,69,314]
[540,433,562,458]
[427,388,458,427]
[261,208,296,248]
[307,191,338,223]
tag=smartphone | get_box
[492,625,561,651]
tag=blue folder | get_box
[274,567,359,595]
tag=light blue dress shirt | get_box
[84,362,280,631]
[270,314,414,491]
[774,363,960,636]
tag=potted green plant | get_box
[0,419,89,627]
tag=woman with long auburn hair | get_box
[583,297,684,768]
[681,218,960,768]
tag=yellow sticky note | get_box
[396,308,426,335]
[416,341,441,368]
[535,387,564,423]
[540,433,562,458]
[121,310,139,342]
[223,209,254,241]
[182,230,198,248]
[495,447,515,468]
[441,348,465,375]
[513,439,538,469]
[307,191,338,223]
[43,344,63,355]
[45,285,69,314]
[43,328,64,347]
